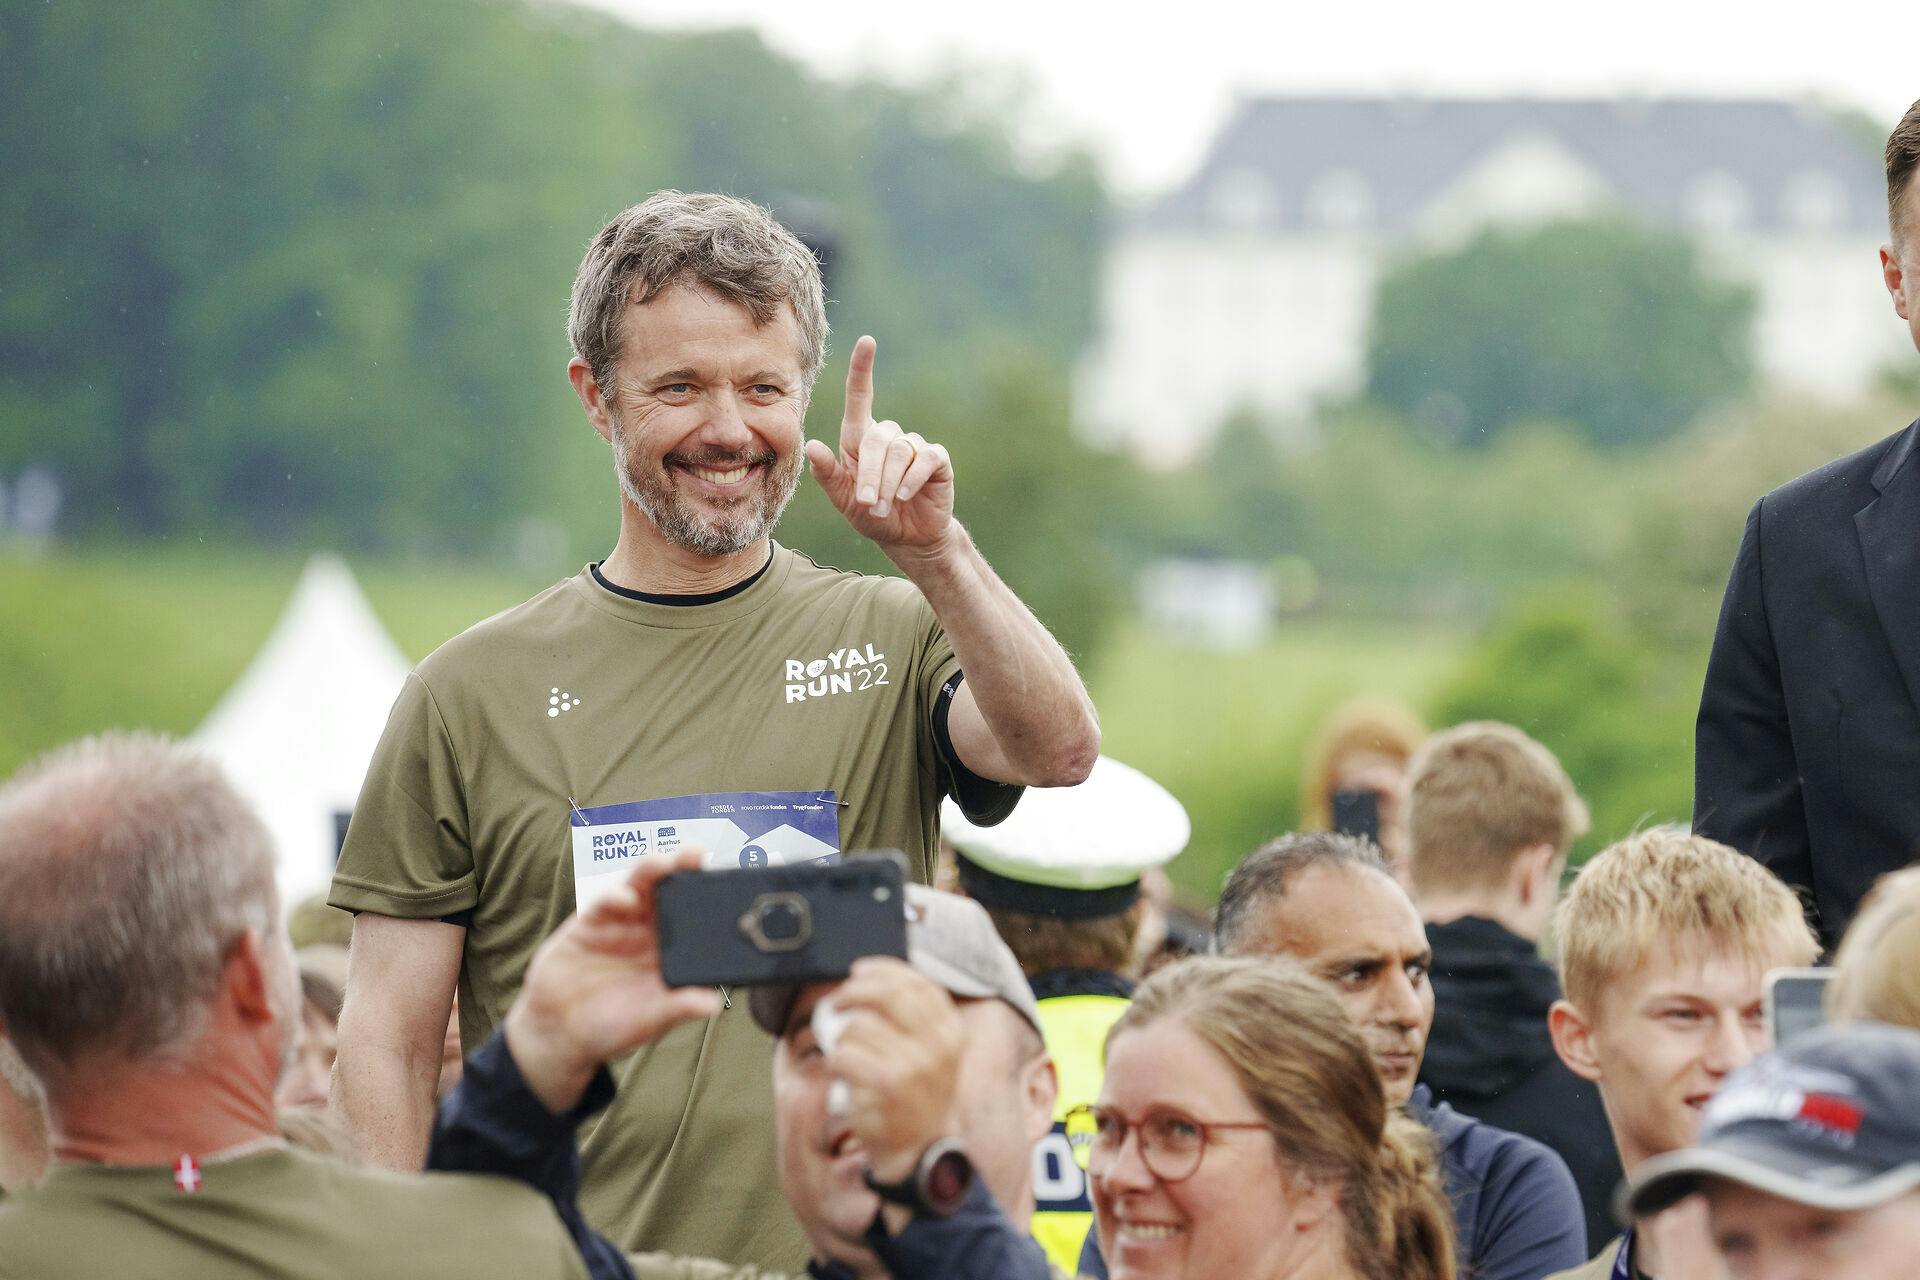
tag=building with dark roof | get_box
[1075,96,1904,458]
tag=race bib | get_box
[569,789,841,912]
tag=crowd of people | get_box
[5,99,1920,1280]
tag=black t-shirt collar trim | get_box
[589,547,774,606]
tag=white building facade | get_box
[1076,98,1907,461]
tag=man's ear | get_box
[1549,997,1603,1083]
[1883,244,1911,320]
[1513,844,1563,908]
[225,928,277,1024]
[1025,1055,1059,1144]
[568,357,616,445]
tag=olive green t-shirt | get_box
[0,1148,587,1279]
[1548,1234,1647,1280]
[331,545,1013,1269]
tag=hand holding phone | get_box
[505,847,725,1112]
[819,956,966,1185]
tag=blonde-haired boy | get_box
[1545,827,1818,1280]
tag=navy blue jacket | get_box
[1410,1084,1587,1280]
[1078,1083,1586,1280]
[428,1030,1052,1280]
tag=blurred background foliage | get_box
[1366,220,1757,449]
[1,0,1909,901]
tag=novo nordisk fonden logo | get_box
[784,643,889,703]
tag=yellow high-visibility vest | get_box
[1030,988,1131,1274]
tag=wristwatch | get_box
[862,1137,975,1216]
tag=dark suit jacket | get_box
[1695,418,1920,950]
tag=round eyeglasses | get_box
[1062,1103,1271,1184]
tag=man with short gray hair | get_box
[0,733,591,1278]
[330,190,1099,1267]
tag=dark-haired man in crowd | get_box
[0,734,595,1279]
[1696,98,1920,951]
[1206,832,1587,1280]
[1405,721,1621,1249]
[329,189,1098,1267]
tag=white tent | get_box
[192,555,412,910]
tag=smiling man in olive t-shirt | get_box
[328,191,1100,1269]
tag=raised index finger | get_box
[842,335,878,436]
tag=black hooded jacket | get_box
[1418,915,1623,1252]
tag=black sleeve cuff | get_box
[932,672,1024,827]
[432,1027,617,1153]
[866,1178,1054,1280]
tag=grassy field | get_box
[0,546,1465,904]
[0,545,546,776]
[1087,622,1466,900]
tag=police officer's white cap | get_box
[943,755,1189,893]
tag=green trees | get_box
[1365,220,1757,449]
[0,2,1107,575]
[1425,588,1700,860]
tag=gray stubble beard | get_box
[610,414,804,558]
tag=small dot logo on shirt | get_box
[548,688,581,718]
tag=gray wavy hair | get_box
[567,190,829,397]
[0,733,280,1078]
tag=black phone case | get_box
[655,856,909,989]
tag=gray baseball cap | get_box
[1626,1022,1920,1217]
[748,883,1042,1038]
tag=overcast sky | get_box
[578,0,1915,198]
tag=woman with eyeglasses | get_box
[1069,956,1455,1280]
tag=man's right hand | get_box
[821,957,965,1186]
[503,848,723,1114]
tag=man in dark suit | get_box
[1695,98,1920,951]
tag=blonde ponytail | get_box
[1362,1112,1455,1280]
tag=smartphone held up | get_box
[655,853,910,990]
